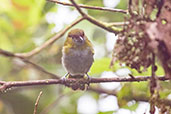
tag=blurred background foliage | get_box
[0,0,170,114]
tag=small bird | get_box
[62,29,94,84]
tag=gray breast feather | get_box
[62,48,94,76]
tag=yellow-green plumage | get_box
[62,29,94,77]
[63,35,94,53]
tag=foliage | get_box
[0,0,170,114]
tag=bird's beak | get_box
[78,36,85,44]
[79,36,84,42]
[72,36,85,45]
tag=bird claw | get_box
[61,73,69,84]
[61,73,91,91]
[85,74,91,90]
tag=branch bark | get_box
[0,49,60,79]
[33,91,43,114]
[0,49,170,91]
[15,17,84,58]
[149,54,159,114]
[48,0,127,14]
[69,0,122,34]
[0,76,169,91]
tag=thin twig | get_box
[48,0,127,14]
[108,21,129,26]
[127,93,171,106]
[128,0,133,15]
[70,0,85,17]
[0,49,60,79]
[15,17,84,58]
[33,91,43,114]
[69,0,122,34]
[88,87,171,106]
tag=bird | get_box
[62,29,94,89]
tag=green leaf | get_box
[89,58,112,75]
[117,82,150,107]
[160,91,171,99]
[118,84,133,99]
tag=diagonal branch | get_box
[88,87,171,106]
[69,0,122,34]
[108,21,129,26]
[70,0,85,17]
[48,0,127,14]
[33,91,43,114]
[15,17,84,58]
[126,93,171,106]
[0,49,60,79]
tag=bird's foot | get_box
[61,73,69,84]
[61,73,91,91]
[61,73,81,90]
[84,74,91,90]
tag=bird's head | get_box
[67,29,85,45]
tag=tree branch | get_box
[125,93,171,106]
[108,21,129,26]
[0,49,170,90]
[128,0,134,15]
[88,87,171,106]
[0,76,169,91]
[69,0,122,34]
[15,17,84,58]
[48,0,127,14]
[0,49,60,79]
[150,53,159,114]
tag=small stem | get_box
[15,17,84,58]
[70,0,122,34]
[47,0,127,14]
[0,49,60,79]
[33,91,43,114]
[128,0,133,15]
[150,53,158,114]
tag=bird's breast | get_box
[62,47,94,76]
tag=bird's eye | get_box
[68,35,73,38]
[81,32,84,37]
